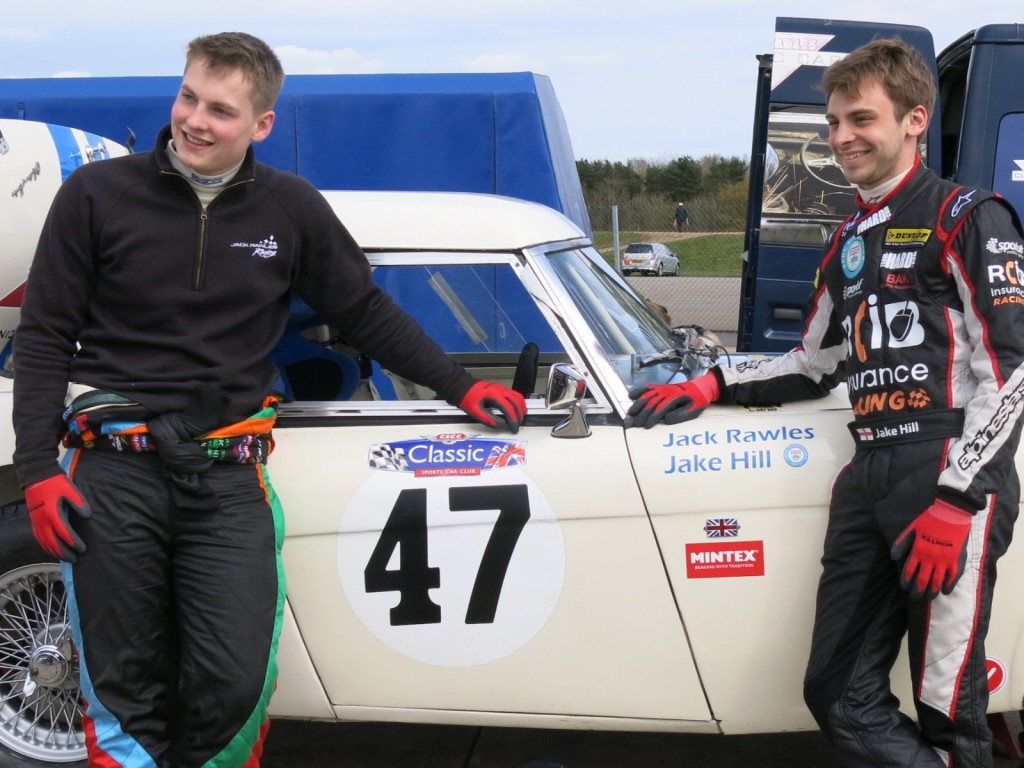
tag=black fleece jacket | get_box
[13,126,474,486]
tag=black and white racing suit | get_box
[715,157,1024,767]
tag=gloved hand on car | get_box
[459,381,527,433]
[26,473,92,563]
[626,372,721,428]
[890,496,973,600]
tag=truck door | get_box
[937,24,1024,221]
[737,17,940,352]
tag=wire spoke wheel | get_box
[0,563,86,765]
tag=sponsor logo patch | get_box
[231,235,279,259]
[853,388,931,417]
[951,190,976,218]
[986,238,1024,258]
[856,206,892,235]
[368,435,527,476]
[686,540,765,578]
[880,251,918,269]
[884,228,931,248]
[842,236,865,278]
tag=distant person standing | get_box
[673,201,689,231]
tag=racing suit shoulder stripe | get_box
[935,185,966,243]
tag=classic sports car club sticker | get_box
[340,433,565,668]
[368,434,526,476]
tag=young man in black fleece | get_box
[14,31,525,768]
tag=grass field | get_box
[594,232,745,277]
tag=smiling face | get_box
[170,58,275,177]
[826,78,927,189]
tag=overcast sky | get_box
[2,1,1020,162]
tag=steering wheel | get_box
[799,133,855,189]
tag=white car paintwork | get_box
[261,191,1024,736]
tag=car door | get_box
[624,395,857,733]
[268,252,715,728]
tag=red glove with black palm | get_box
[25,474,92,563]
[890,497,973,600]
[459,381,527,433]
[626,372,721,428]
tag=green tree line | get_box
[577,155,750,232]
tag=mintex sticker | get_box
[686,541,765,579]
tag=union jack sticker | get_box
[704,518,740,538]
[485,441,526,469]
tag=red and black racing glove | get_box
[26,474,92,563]
[890,497,973,600]
[626,372,721,429]
[459,381,527,433]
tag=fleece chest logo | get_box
[231,236,278,259]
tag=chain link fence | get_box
[587,194,746,341]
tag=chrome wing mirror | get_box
[545,363,591,439]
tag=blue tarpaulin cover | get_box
[0,72,590,234]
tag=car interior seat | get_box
[271,296,362,401]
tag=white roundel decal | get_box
[338,435,565,667]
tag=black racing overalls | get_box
[719,160,1024,767]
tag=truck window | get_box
[761,110,857,247]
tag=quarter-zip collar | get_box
[166,138,244,208]
[153,124,257,186]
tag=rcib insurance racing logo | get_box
[368,433,526,476]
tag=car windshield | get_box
[624,244,653,254]
[540,247,701,388]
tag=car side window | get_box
[369,263,568,400]
[274,263,567,403]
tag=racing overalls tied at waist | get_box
[63,387,277,508]
[60,387,286,768]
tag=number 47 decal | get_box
[363,484,531,627]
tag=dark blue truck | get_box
[738,17,1024,352]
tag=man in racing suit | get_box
[628,38,1024,767]
[12,33,525,768]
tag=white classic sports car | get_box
[1,125,1023,768]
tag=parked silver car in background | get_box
[622,242,680,276]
